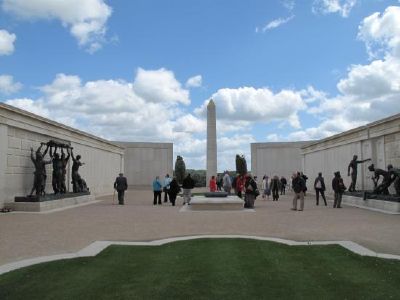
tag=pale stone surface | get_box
[186,195,244,211]
[206,99,217,186]
[0,103,124,207]
[251,142,309,180]
[302,113,400,194]
[5,194,96,212]
[115,142,173,187]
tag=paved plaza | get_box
[1,189,400,267]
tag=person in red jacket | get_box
[209,175,217,192]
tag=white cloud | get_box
[261,15,294,32]
[195,87,307,129]
[173,114,206,133]
[185,75,202,88]
[0,29,16,55]
[312,0,357,18]
[357,6,400,59]
[281,0,295,11]
[133,68,190,105]
[2,0,112,53]
[0,75,22,94]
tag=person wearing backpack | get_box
[244,174,259,209]
[314,172,327,206]
[332,171,346,208]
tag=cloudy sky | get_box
[1,0,400,171]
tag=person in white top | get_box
[261,175,270,200]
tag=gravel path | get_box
[1,188,399,265]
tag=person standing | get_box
[270,175,280,201]
[114,173,128,205]
[292,172,306,211]
[244,174,258,208]
[314,172,327,206]
[163,174,172,203]
[332,171,346,208]
[236,175,245,199]
[280,177,287,195]
[152,176,163,205]
[209,175,217,192]
[261,175,270,200]
[168,177,181,206]
[182,173,195,205]
[222,171,232,194]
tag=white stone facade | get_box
[115,142,173,187]
[0,103,125,208]
[302,114,400,194]
[251,142,309,181]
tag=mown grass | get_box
[1,239,399,299]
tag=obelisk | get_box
[206,99,217,187]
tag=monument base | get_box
[342,192,400,214]
[6,193,96,212]
[186,195,245,211]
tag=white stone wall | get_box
[116,142,173,187]
[251,142,309,181]
[302,114,400,194]
[0,103,124,207]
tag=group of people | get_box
[152,173,196,206]
[260,175,288,201]
[209,171,233,193]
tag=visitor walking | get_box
[314,172,327,206]
[182,173,195,205]
[270,175,280,201]
[163,174,172,203]
[332,171,346,208]
[152,176,162,205]
[114,173,128,205]
[168,177,181,206]
[223,171,232,194]
[300,172,308,196]
[292,172,306,211]
[209,175,217,192]
[280,176,287,195]
[261,175,270,200]
[244,174,259,208]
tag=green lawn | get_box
[1,239,399,300]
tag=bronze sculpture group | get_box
[29,140,88,197]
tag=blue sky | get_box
[1,0,400,171]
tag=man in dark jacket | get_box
[314,172,327,206]
[114,173,128,205]
[292,172,306,211]
[182,174,195,205]
[332,171,346,208]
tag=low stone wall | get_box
[0,103,124,208]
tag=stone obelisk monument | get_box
[206,99,217,186]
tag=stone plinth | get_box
[341,194,400,214]
[5,194,96,212]
[188,195,244,211]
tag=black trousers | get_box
[164,190,169,202]
[272,188,279,201]
[153,191,162,205]
[315,189,327,205]
[169,193,177,206]
[280,185,286,195]
[117,190,125,205]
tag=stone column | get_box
[206,99,217,187]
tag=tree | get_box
[235,154,247,176]
[174,155,186,184]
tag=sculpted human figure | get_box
[70,148,86,193]
[347,155,371,192]
[29,143,51,196]
[60,148,70,193]
[368,164,393,195]
[49,146,63,194]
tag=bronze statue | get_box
[29,143,51,196]
[60,148,70,193]
[71,148,88,193]
[347,155,371,192]
[368,164,393,195]
[50,146,63,194]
